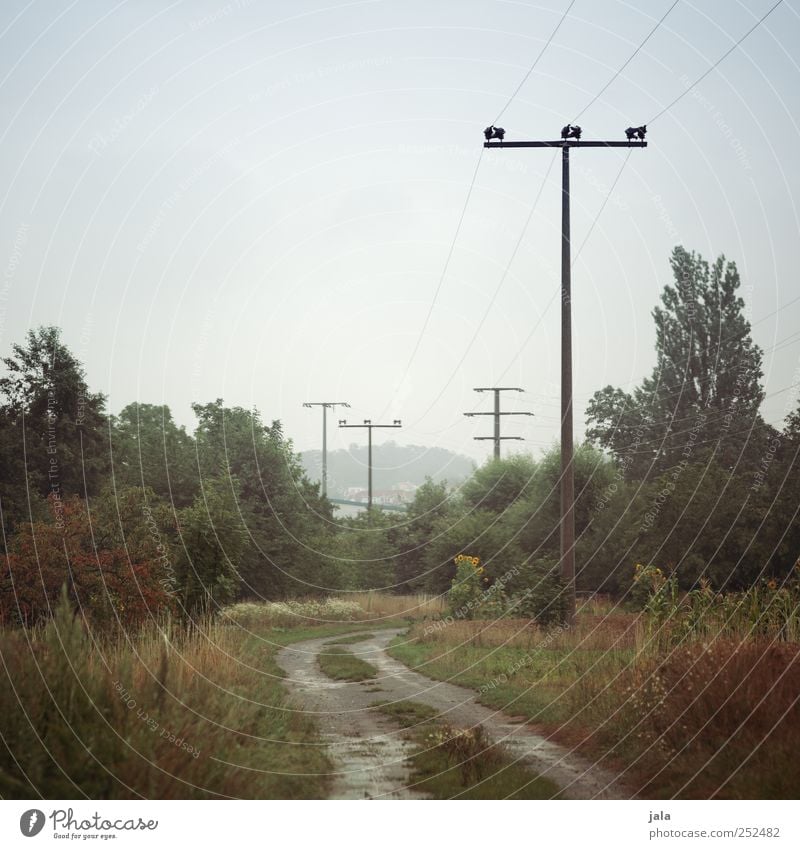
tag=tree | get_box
[586,247,766,478]
[111,403,197,507]
[391,478,459,591]
[191,400,334,598]
[174,478,248,613]
[0,489,175,628]
[461,454,538,514]
[0,327,108,517]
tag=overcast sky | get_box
[1,0,798,473]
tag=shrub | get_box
[507,558,569,625]
[1,493,175,629]
[447,555,487,619]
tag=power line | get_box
[494,0,577,124]
[582,323,800,428]
[397,150,484,380]
[393,0,577,393]
[573,0,681,122]
[409,1,673,426]
[610,380,798,457]
[648,0,784,124]
[487,1,786,394]
[409,152,559,425]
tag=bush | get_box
[447,555,488,619]
[1,493,175,629]
[224,598,365,629]
[506,558,568,625]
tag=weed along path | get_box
[277,629,631,800]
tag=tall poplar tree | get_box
[586,247,767,478]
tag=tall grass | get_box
[389,576,800,798]
[347,591,445,620]
[0,595,332,798]
[0,591,441,799]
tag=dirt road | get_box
[277,628,631,800]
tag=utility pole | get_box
[483,122,648,623]
[464,387,533,460]
[303,401,350,498]
[337,418,402,511]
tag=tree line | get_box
[1,245,798,626]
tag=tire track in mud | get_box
[277,628,632,800]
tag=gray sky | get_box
[1,0,798,472]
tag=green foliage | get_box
[461,453,537,513]
[447,555,489,619]
[637,563,800,648]
[317,645,378,681]
[190,400,335,599]
[586,247,766,476]
[174,478,248,613]
[111,403,198,507]
[507,558,569,625]
[328,509,397,590]
[0,326,108,527]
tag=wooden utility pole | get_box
[483,123,648,622]
[337,419,402,510]
[303,401,350,497]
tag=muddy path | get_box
[277,628,632,800]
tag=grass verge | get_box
[0,601,394,799]
[318,645,378,682]
[387,619,800,798]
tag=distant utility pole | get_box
[464,387,533,460]
[337,418,402,510]
[483,122,648,623]
[302,401,350,498]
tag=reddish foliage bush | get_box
[650,640,800,746]
[1,494,175,628]
[635,639,800,796]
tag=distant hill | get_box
[300,441,475,496]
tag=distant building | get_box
[343,484,417,505]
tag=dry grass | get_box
[417,612,641,653]
[389,606,800,799]
[630,639,800,797]
[0,596,386,799]
[347,591,446,620]
[224,592,444,630]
